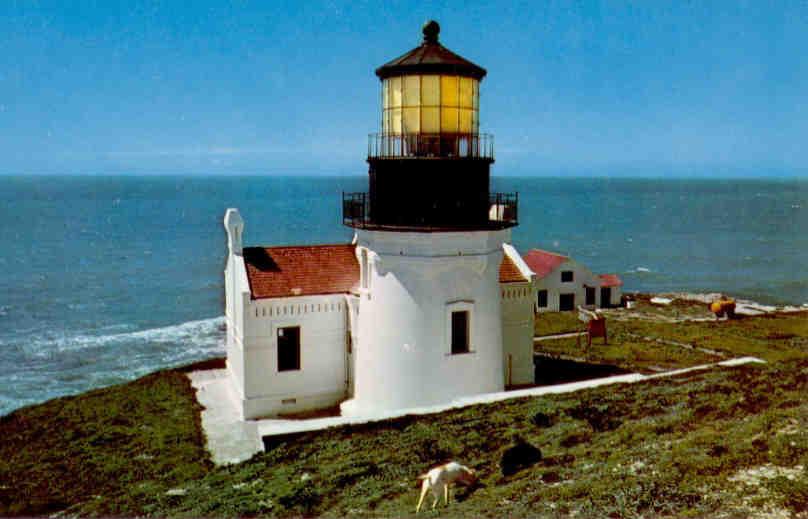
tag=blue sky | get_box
[1,0,806,176]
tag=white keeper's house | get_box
[223,21,541,420]
[522,249,623,312]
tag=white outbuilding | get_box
[223,210,537,419]
[522,249,623,312]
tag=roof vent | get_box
[422,20,440,44]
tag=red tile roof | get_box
[598,274,623,287]
[522,249,569,279]
[499,255,529,283]
[243,244,359,299]
[243,243,533,298]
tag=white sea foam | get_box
[14,316,226,359]
[635,267,651,273]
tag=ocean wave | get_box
[13,316,225,359]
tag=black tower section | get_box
[343,21,517,232]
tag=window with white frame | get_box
[446,301,474,354]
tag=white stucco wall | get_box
[238,294,353,419]
[224,209,248,404]
[500,282,535,385]
[343,229,510,416]
[224,208,356,420]
[499,243,536,386]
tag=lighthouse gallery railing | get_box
[342,191,517,229]
[368,133,494,160]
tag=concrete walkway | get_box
[188,369,263,465]
[534,331,586,342]
[188,357,765,466]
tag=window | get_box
[537,289,548,308]
[451,311,470,354]
[561,271,574,282]
[586,286,596,306]
[277,326,300,371]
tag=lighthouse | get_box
[340,21,519,416]
[222,21,536,421]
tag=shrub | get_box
[766,474,808,513]
[530,412,553,428]
[500,436,542,476]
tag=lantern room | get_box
[370,20,491,159]
[378,20,483,136]
[381,74,479,135]
[343,20,516,230]
[379,73,480,136]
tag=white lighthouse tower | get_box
[341,21,519,416]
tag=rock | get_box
[300,472,312,482]
[165,488,187,497]
[531,412,553,428]
[500,436,542,476]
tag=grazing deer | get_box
[415,461,476,513]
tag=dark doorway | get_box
[559,293,575,311]
[537,289,548,308]
[600,287,612,308]
[585,286,596,306]
[277,326,301,371]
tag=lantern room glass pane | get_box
[440,76,458,107]
[471,109,478,133]
[390,108,402,134]
[403,76,420,107]
[458,108,472,133]
[459,78,473,108]
[422,107,440,133]
[403,107,420,133]
[383,79,390,109]
[421,75,440,106]
[441,107,459,132]
[390,77,402,108]
[472,80,478,109]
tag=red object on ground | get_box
[588,318,606,338]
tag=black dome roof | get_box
[375,21,487,81]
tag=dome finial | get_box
[422,20,440,44]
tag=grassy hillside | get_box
[535,305,808,372]
[0,359,221,516]
[1,313,806,517]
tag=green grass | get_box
[534,311,582,336]
[535,307,808,372]
[2,358,807,517]
[0,359,220,516]
[1,315,806,517]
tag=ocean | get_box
[0,175,805,415]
